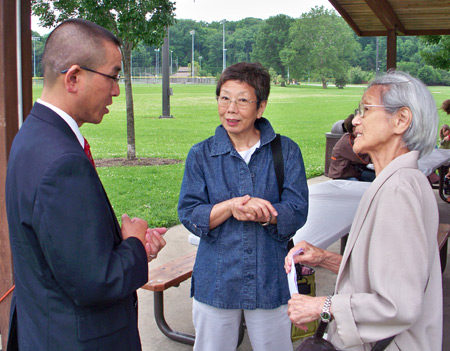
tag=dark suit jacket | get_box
[6,102,148,351]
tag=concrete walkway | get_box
[137,175,450,350]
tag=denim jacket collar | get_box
[210,117,276,156]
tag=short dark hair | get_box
[216,62,270,109]
[42,18,121,85]
[440,124,450,140]
[344,114,355,133]
[442,99,450,115]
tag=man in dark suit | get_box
[5,19,166,351]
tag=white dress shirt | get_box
[37,99,85,148]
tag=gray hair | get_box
[368,71,438,157]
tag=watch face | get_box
[321,312,331,321]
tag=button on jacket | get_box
[178,117,308,309]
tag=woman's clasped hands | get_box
[230,194,278,224]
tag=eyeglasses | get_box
[355,102,385,118]
[60,66,121,83]
[216,95,258,109]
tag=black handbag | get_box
[295,320,337,351]
[295,320,395,351]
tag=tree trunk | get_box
[322,77,327,89]
[122,41,136,160]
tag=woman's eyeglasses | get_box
[216,96,258,109]
[355,103,385,118]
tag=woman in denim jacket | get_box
[178,62,309,351]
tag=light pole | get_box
[170,50,173,76]
[32,36,40,77]
[154,48,160,78]
[221,19,226,71]
[224,48,227,69]
[190,30,195,80]
[376,37,380,77]
[199,56,202,72]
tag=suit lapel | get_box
[31,102,80,144]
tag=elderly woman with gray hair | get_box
[285,71,442,350]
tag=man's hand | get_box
[145,227,167,262]
[121,214,148,247]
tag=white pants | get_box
[193,299,293,351]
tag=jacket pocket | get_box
[77,302,128,342]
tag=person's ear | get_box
[256,100,267,119]
[393,106,413,135]
[62,65,82,94]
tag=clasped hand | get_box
[121,214,167,262]
[230,195,277,224]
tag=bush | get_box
[348,66,370,84]
[417,65,440,85]
[335,73,348,89]
[437,70,450,86]
[397,61,420,77]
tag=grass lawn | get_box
[32,83,450,227]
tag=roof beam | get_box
[364,0,406,35]
[359,29,450,37]
[328,0,362,36]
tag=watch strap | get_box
[320,295,333,323]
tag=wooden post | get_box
[0,0,31,349]
[160,27,173,118]
[21,0,32,120]
[386,29,397,71]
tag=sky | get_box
[173,0,334,22]
[32,0,334,34]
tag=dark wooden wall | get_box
[0,0,32,349]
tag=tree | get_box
[227,25,259,64]
[251,14,294,77]
[32,0,175,159]
[420,35,450,71]
[286,6,360,88]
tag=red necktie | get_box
[83,137,96,169]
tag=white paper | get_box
[287,248,304,296]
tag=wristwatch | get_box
[320,295,333,323]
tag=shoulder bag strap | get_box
[314,321,394,350]
[270,134,295,249]
[270,133,284,198]
[371,336,395,351]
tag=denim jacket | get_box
[178,118,308,309]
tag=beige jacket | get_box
[328,151,443,351]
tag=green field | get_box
[32,83,450,227]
